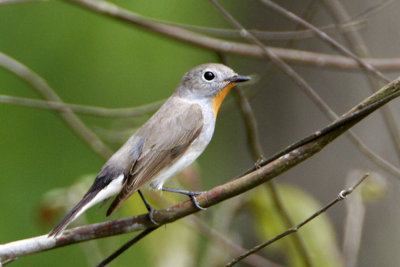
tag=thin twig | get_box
[146,190,278,267]
[230,86,264,160]
[210,0,400,181]
[352,0,394,21]
[254,2,323,264]
[209,0,337,118]
[0,0,45,5]
[221,52,312,267]
[61,0,400,71]
[286,0,321,48]
[0,52,113,159]
[266,183,313,266]
[257,0,390,83]
[159,20,365,41]
[0,94,163,118]
[198,196,278,267]
[0,257,15,266]
[97,179,274,267]
[96,227,158,267]
[224,173,369,267]
[1,75,399,264]
[323,0,400,161]
[342,171,366,267]
[239,79,400,178]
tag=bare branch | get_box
[0,52,113,159]
[224,173,370,267]
[191,208,281,267]
[257,0,390,82]
[0,0,46,5]
[342,171,367,267]
[61,0,400,71]
[352,0,394,21]
[223,54,312,266]
[96,227,158,267]
[159,20,365,41]
[0,94,163,118]
[323,0,400,162]
[210,0,400,182]
[1,75,399,263]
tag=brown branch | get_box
[211,0,400,181]
[63,0,400,71]
[159,19,365,41]
[0,0,46,5]
[191,204,282,267]
[0,52,113,159]
[323,0,400,162]
[227,59,312,266]
[342,171,367,267]
[0,94,163,118]
[119,190,278,267]
[225,173,369,267]
[96,227,158,267]
[1,74,399,264]
[352,0,394,21]
[257,0,390,83]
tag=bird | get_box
[48,63,250,237]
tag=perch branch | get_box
[1,75,399,264]
[210,0,400,180]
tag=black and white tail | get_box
[48,190,99,237]
[48,174,124,237]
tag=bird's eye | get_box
[203,71,215,81]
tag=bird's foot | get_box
[138,190,159,225]
[161,187,206,210]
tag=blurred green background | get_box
[0,1,253,266]
[2,0,400,267]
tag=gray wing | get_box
[106,98,203,216]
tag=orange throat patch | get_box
[212,82,236,117]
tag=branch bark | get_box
[1,75,400,264]
[225,173,369,267]
[63,0,400,71]
[0,52,113,159]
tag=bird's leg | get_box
[161,187,206,210]
[138,190,159,225]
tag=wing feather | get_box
[106,98,203,216]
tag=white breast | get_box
[149,98,216,190]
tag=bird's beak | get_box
[226,75,251,83]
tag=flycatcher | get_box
[49,63,250,237]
